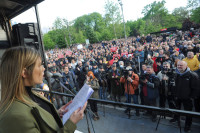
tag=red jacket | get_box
[152,57,158,73]
[120,73,139,95]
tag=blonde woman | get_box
[0,46,87,133]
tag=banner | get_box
[77,44,83,50]
[58,53,64,58]
[110,47,118,52]
[160,28,167,31]
[65,51,72,56]
[113,54,120,59]
[121,52,128,57]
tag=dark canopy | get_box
[0,0,44,22]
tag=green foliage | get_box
[142,0,168,26]
[85,26,98,44]
[43,34,55,50]
[100,29,113,41]
[72,31,86,44]
[53,17,63,29]
[172,7,189,23]
[187,0,200,9]
[104,0,122,39]
[191,7,200,24]
[43,0,197,46]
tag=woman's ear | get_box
[21,68,28,78]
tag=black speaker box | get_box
[12,23,41,50]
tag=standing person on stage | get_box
[0,46,87,133]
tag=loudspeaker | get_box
[12,23,41,50]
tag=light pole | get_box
[118,0,127,41]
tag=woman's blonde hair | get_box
[0,46,41,112]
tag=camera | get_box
[156,57,165,63]
[122,69,129,78]
[161,67,176,75]
[122,69,135,80]
[161,67,176,87]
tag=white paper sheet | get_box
[62,83,94,125]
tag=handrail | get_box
[32,88,200,118]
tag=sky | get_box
[12,0,188,33]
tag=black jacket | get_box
[175,68,199,99]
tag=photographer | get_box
[50,70,65,108]
[108,63,122,102]
[141,65,160,122]
[120,66,139,116]
[60,65,77,94]
[157,62,176,108]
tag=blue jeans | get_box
[99,87,107,100]
[125,93,139,104]
[125,93,139,112]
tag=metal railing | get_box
[33,88,200,119]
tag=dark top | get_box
[25,86,53,116]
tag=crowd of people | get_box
[46,29,200,132]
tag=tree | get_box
[187,0,200,9]
[191,7,200,24]
[172,7,189,23]
[142,0,168,26]
[53,17,63,30]
[89,12,105,32]
[85,26,98,44]
[104,0,122,39]
[43,34,55,50]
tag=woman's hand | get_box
[70,102,87,124]
[58,101,72,118]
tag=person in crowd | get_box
[0,46,87,133]
[58,60,65,72]
[139,63,147,105]
[71,58,77,70]
[98,65,108,100]
[141,65,160,122]
[51,67,65,108]
[145,54,154,66]
[85,71,100,121]
[68,63,75,75]
[60,65,77,94]
[171,60,199,132]
[120,66,140,116]
[157,62,176,109]
[163,51,172,65]
[146,34,152,43]
[135,47,145,64]
[108,63,122,102]
[119,61,124,70]
[159,49,164,57]
[119,55,127,63]
[183,51,199,71]
[75,61,83,89]
[113,57,120,68]
[102,57,108,69]
[171,50,185,62]
[92,63,99,79]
